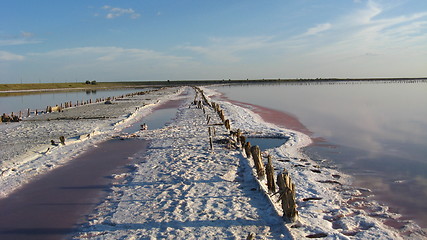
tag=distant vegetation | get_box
[0,82,145,92]
[1,78,425,94]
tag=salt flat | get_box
[1,86,424,239]
[0,87,183,198]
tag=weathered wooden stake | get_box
[209,136,214,150]
[224,119,231,131]
[277,170,298,222]
[250,145,265,179]
[246,232,255,240]
[240,135,246,147]
[266,155,276,193]
[218,110,225,122]
[59,136,66,145]
[244,142,252,158]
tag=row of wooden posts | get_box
[193,87,298,222]
[1,88,164,123]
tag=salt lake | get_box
[212,80,427,228]
[0,88,151,116]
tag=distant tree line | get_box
[85,80,97,85]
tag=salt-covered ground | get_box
[1,85,425,239]
[0,87,183,198]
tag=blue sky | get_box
[1,0,426,83]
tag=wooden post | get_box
[218,110,225,122]
[244,142,251,158]
[266,155,276,193]
[224,119,231,131]
[209,136,214,151]
[277,170,298,222]
[236,129,242,138]
[59,136,66,145]
[240,135,246,147]
[250,145,265,179]
[27,108,30,117]
[246,233,255,240]
[235,129,242,145]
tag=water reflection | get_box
[213,81,427,227]
[246,137,287,151]
[122,108,178,134]
[0,88,148,115]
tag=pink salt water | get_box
[213,81,427,230]
[0,98,183,240]
[0,139,148,240]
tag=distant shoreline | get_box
[1,77,426,95]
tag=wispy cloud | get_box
[184,0,427,78]
[101,5,140,19]
[29,46,187,62]
[303,23,332,36]
[180,36,273,63]
[0,31,41,46]
[26,46,194,80]
[18,46,203,81]
[285,1,427,59]
[20,31,34,38]
[0,51,25,61]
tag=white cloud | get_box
[0,32,41,46]
[25,46,195,80]
[20,31,34,38]
[0,51,25,61]
[353,0,382,24]
[101,5,140,19]
[304,23,332,36]
[30,46,189,62]
[180,36,273,63]
[0,39,40,46]
[284,1,427,60]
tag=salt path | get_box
[72,88,292,239]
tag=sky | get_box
[1,0,426,83]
